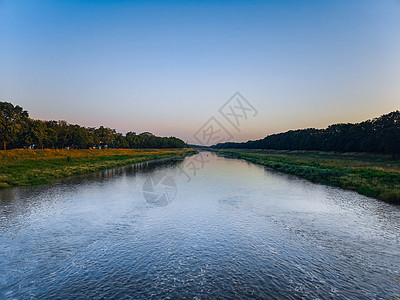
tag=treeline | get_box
[0,102,187,150]
[213,111,400,158]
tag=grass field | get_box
[216,149,400,204]
[0,148,197,188]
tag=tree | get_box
[25,119,47,149]
[1,101,188,150]
[113,133,129,148]
[56,121,69,149]
[381,128,400,159]
[0,102,29,150]
[95,126,115,148]
[44,121,59,149]
[213,110,400,158]
[126,132,138,148]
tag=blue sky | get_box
[1,0,399,144]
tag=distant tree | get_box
[126,132,138,148]
[67,124,90,149]
[381,128,400,159]
[113,133,129,148]
[87,127,98,147]
[95,126,116,148]
[56,121,69,149]
[25,119,47,149]
[1,101,188,150]
[213,110,400,158]
[0,102,29,150]
[44,121,59,148]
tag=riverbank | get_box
[215,149,400,204]
[0,148,197,188]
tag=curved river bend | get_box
[0,152,399,299]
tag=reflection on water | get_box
[0,152,399,299]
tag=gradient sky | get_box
[1,0,399,144]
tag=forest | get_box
[0,102,187,150]
[213,111,400,158]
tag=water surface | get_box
[0,152,399,299]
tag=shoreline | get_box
[0,148,197,188]
[214,149,400,205]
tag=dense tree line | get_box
[0,102,187,150]
[213,111,400,158]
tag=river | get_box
[0,151,399,299]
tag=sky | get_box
[1,0,400,145]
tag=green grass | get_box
[215,149,400,205]
[0,148,197,187]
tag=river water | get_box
[0,151,399,299]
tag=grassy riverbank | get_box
[216,149,400,204]
[0,148,197,187]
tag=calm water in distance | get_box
[0,151,399,299]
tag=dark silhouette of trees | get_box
[213,111,400,157]
[0,102,187,150]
